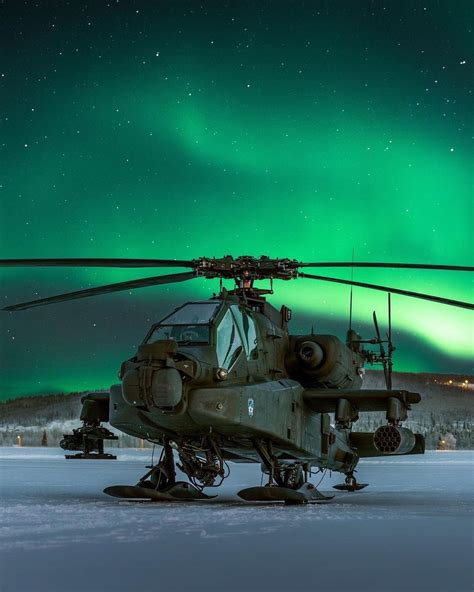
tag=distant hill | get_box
[0,391,85,426]
[0,372,472,448]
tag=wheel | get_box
[345,475,357,489]
[283,464,304,489]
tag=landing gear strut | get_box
[238,440,333,504]
[333,471,368,492]
[138,440,176,490]
[104,437,217,501]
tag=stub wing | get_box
[303,388,421,413]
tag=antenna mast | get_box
[387,293,394,390]
[348,248,355,332]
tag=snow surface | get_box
[0,448,473,592]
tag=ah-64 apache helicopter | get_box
[2,256,473,504]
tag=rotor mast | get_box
[195,255,298,302]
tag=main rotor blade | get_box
[298,262,474,272]
[0,258,195,268]
[3,272,196,311]
[299,273,474,310]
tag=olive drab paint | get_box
[102,291,423,489]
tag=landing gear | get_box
[176,437,226,489]
[104,437,219,501]
[333,472,368,492]
[237,441,333,504]
[104,481,215,501]
[139,440,176,490]
[282,464,305,489]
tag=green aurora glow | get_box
[0,1,472,399]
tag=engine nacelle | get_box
[286,334,364,389]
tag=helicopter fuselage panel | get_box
[108,379,357,473]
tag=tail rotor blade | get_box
[373,311,389,389]
[387,294,393,390]
[387,294,392,344]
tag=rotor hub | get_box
[193,255,300,282]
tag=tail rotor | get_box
[372,294,394,390]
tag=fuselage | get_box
[109,294,361,475]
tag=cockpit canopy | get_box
[145,301,258,370]
[146,302,219,345]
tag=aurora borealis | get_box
[0,1,472,399]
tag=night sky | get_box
[1,1,472,400]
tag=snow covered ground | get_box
[0,448,472,592]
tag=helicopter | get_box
[2,255,473,504]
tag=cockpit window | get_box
[160,303,220,324]
[148,324,210,344]
[216,309,243,369]
[230,306,258,360]
[146,302,220,346]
